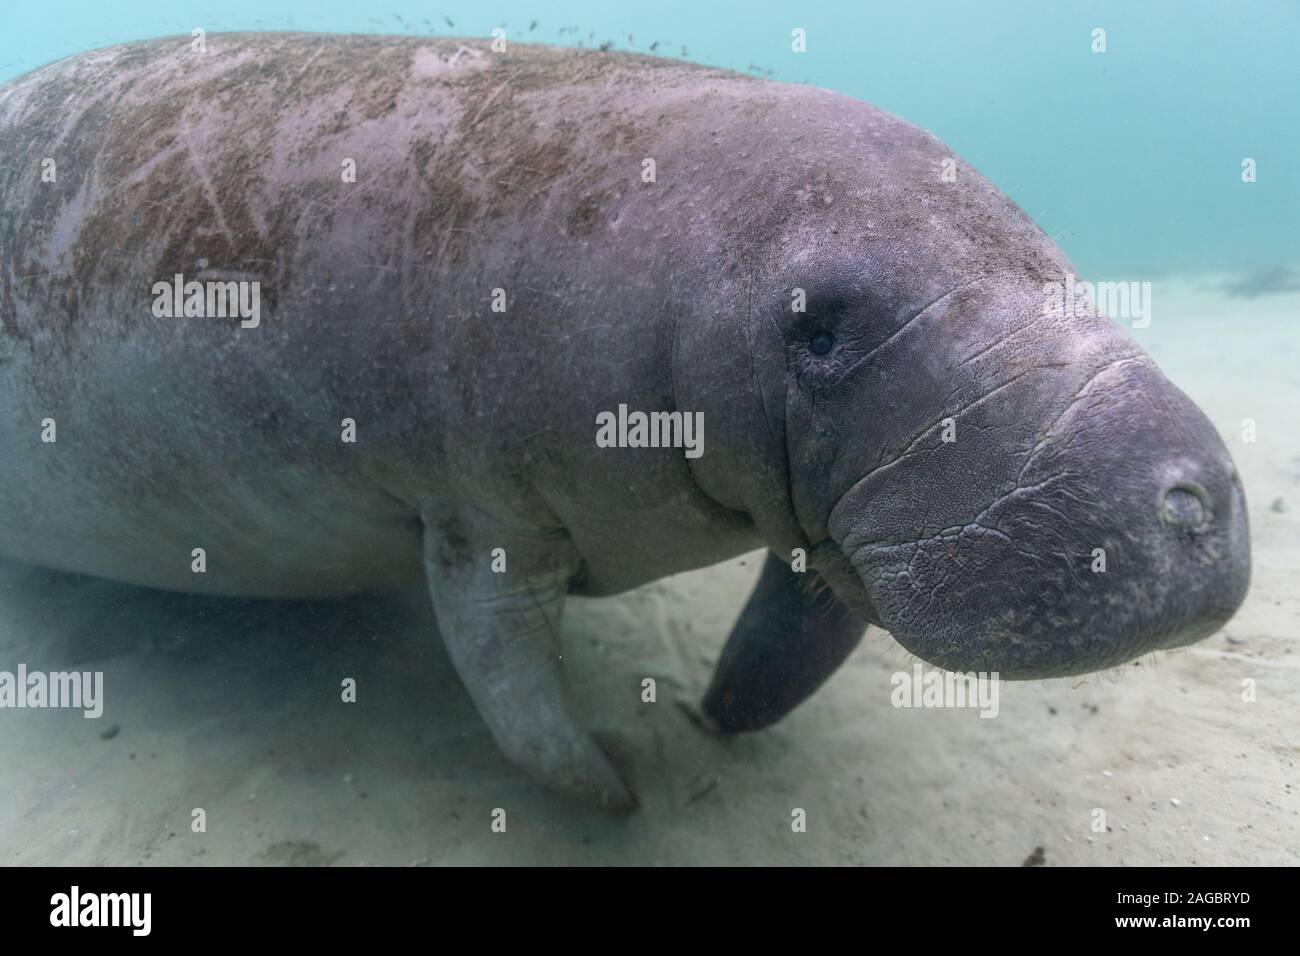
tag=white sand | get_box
[1,276,1296,865]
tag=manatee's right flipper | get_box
[701,549,867,734]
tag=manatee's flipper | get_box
[702,549,867,733]
[422,511,636,812]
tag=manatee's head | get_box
[686,86,1251,679]
[815,290,1252,679]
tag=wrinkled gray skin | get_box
[0,35,1250,810]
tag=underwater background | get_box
[0,1,1296,865]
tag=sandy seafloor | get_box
[1,275,1296,866]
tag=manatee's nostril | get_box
[1161,483,1209,531]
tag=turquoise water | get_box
[1,1,1295,278]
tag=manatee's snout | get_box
[831,355,1251,679]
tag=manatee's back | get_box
[0,31,759,344]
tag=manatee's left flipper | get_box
[422,510,636,812]
[701,549,867,734]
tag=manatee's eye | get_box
[809,331,835,356]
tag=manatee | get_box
[0,34,1250,810]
